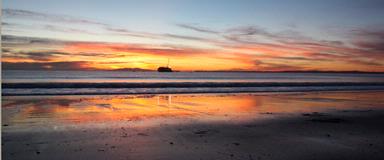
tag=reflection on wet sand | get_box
[3,91,384,132]
[3,91,384,160]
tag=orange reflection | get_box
[3,94,258,125]
[3,92,384,130]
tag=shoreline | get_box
[4,69,384,74]
[3,84,384,96]
[4,82,384,88]
[3,89,384,97]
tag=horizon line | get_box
[3,69,384,74]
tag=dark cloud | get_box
[354,41,384,52]
[2,61,91,70]
[285,42,330,47]
[2,22,11,26]
[2,61,154,71]
[163,34,210,41]
[3,9,215,43]
[285,22,298,29]
[271,55,337,63]
[309,52,348,60]
[1,35,211,58]
[222,25,347,52]
[352,30,384,52]
[2,51,70,61]
[176,24,219,34]
[106,26,212,42]
[44,25,96,34]
[97,61,149,65]
[309,52,382,66]
[350,59,382,66]
[275,56,315,61]
[105,27,161,39]
[2,49,127,61]
[107,45,207,57]
[2,35,66,46]
[253,60,303,71]
[22,51,69,61]
[223,26,308,45]
[2,48,11,53]
[320,40,344,46]
[226,26,273,37]
[77,52,128,58]
[3,8,107,26]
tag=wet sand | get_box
[2,91,384,160]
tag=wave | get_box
[2,82,384,96]
[3,82,384,89]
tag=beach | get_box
[3,0,384,159]
[3,91,384,160]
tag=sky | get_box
[2,0,384,71]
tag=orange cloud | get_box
[2,32,384,72]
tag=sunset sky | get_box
[2,0,384,71]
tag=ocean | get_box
[2,70,384,96]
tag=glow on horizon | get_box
[2,0,384,72]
